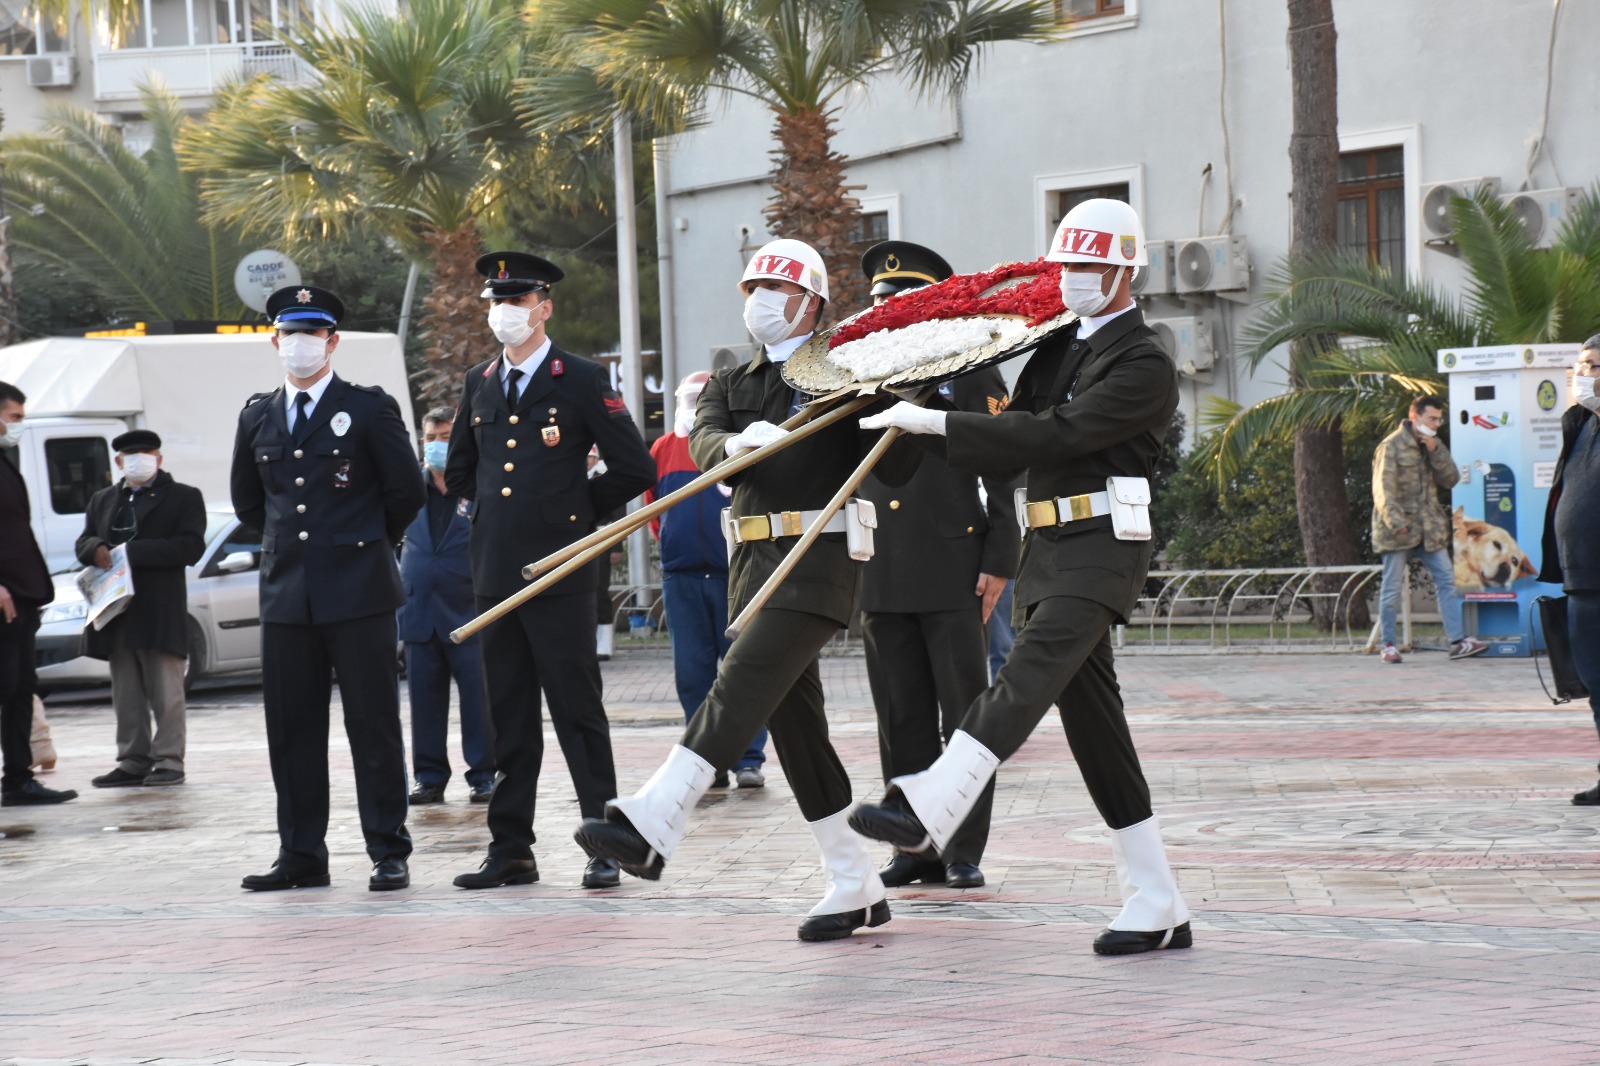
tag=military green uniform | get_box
[931,307,1178,831]
[683,350,914,821]
[859,366,1017,866]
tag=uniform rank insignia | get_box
[987,394,1011,415]
[602,395,630,418]
[550,359,564,377]
[332,458,352,489]
[330,411,351,437]
[541,425,561,446]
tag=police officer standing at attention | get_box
[231,285,425,892]
[851,200,1192,955]
[445,251,655,891]
[856,241,1018,891]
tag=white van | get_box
[0,331,416,571]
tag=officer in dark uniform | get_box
[231,285,425,892]
[445,251,655,891]
[851,200,1193,955]
[575,238,918,942]
[856,241,1019,891]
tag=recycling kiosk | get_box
[1437,343,1578,655]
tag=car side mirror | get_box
[216,550,257,574]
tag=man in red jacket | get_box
[0,381,78,807]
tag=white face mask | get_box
[673,387,703,436]
[488,302,537,348]
[1572,369,1600,413]
[0,417,22,448]
[1414,421,1438,438]
[278,332,329,378]
[1059,267,1122,318]
[121,453,158,484]
[743,287,813,347]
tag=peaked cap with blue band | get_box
[266,284,345,331]
[475,250,565,298]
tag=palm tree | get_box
[521,0,1057,310]
[182,0,595,404]
[1197,185,1600,481]
[3,86,251,322]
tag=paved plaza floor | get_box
[4,645,1600,1064]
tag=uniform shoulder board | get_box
[243,391,272,408]
[350,382,385,394]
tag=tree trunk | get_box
[765,107,867,313]
[1287,0,1367,630]
[0,113,19,348]
[413,223,493,410]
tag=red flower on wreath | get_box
[828,260,1065,349]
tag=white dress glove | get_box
[859,401,947,436]
[724,420,791,457]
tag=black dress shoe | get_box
[468,781,495,804]
[848,795,931,851]
[409,784,445,805]
[1573,783,1600,806]
[92,767,146,788]
[1,780,79,806]
[1093,921,1193,955]
[143,769,185,786]
[574,815,664,880]
[453,854,539,889]
[944,862,985,889]
[879,851,946,887]
[711,770,730,789]
[241,862,331,891]
[369,857,410,891]
[581,855,621,889]
[797,900,891,942]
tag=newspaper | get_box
[77,543,135,631]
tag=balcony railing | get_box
[92,42,310,102]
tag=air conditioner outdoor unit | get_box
[709,343,754,372]
[26,54,75,88]
[1130,240,1173,296]
[1148,316,1215,377]
[1173,236,1249,295]
[1501,187,1579,248]
[1419,177,1501,240]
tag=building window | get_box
[850,210,891,248]
[1338,147,1405,275]
[0,11,68,55]
[1059,0,1125,21]
[1050,183,1129,239]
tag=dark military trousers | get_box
[262,612,411,868]
[477,591,615,858]
[959,595,1152,831]
[681,607,852,822]
[862,607,995,866]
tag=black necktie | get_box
[506,367,524,410]
[292,391,312,442]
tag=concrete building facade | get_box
[654,0,1600,437]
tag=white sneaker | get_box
[735,767,765,789]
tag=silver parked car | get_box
[36,507,265,692]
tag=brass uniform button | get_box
[888,500,900,510]
[296,504,306,514]
[473,416,481,424]
[501,487,512,497]
[966,526,975,533]
[504,462,514,472]
[294,477,305,486]
[506,439,517,448]
[297,531,308,541]
[509,415,519,425]
[569,515,577,522]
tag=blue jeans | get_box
[406,634,496,789]
[662,568,766,770]
[1568,591,1600,772]
[986,580,1016,683]
[1379,547,1465,646]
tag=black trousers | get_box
[262,612,411,867]
[682,607,852,822]
[863,607,995,865]
[959,596,1152,831]
[0,605,40,793]
[477,591,615,857]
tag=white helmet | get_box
[1046,199,1148,268]
[739,238,830,303]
